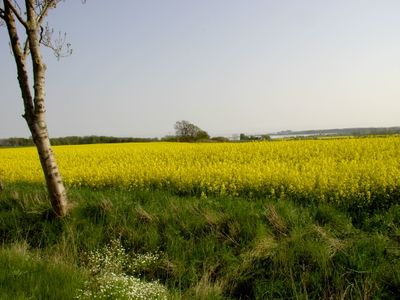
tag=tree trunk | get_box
[2,0,69,216]
[29,119,68,217]
[26,2,68,217]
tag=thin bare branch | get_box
[4,0,27,28]
[12,0,23,13]
[37,0,60,26]
[40,23,72,60]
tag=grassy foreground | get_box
[0,184,399,299]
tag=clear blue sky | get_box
[1,0,400,138]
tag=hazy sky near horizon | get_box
[1,0,400,138]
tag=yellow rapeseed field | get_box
[1,136,399,205]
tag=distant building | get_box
[231,134,240,141]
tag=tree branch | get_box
[0,13,5,27]
[37,0,52,25]
[37,0,60,26]
[3,1,35,119]
[4,0,28,28]
[0,7,6,20]
[40,23,72,60]
[25,0,50,114]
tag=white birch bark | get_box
[2,0,68,216]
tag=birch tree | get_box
[0,0,73,216]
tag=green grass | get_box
[0,244,85,300]
[0,183,399,299]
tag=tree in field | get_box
[0,0,73,216]
[174,120,210,142]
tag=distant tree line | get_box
[5,123,395,147]
[50,136,158,145]
[0,136,158,147]
[276,127,400,136]
[0,137,34,147]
